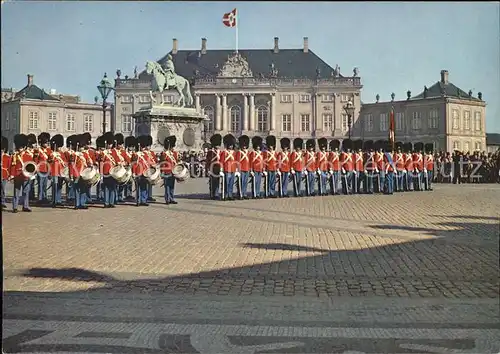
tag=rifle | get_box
[329,171,336,195]
[342,170,348,194]
[277,171,282,197]
[263,171,269,198]
[236,172,243,199]
[251,172,256,198]
[220,171,225,200]
[317,171,323,195]
[292,171,298,197]
[376,170,381,192]
[304,171,310,196]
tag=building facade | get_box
[1,74,113,149]
[113,37,362,146]
[356,70,487,153]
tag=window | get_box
[411,111,421,130]
[464,141,470,152]
[341,114,349,132]
[321,94,333,102]
[323,113,333,132]
[139,95,151,103]
[379,113,388,131]
[282,114,291,132]
[280,94,292,103]
[474,112,481,131]
[122,106,131,113]
[65,113,75,131]
[28,111,39,130]
[300,114,310,131]
[452,109,459,129]
[395,112,403,131]
[5,112,10,130]
[428,109,438,129]
[230,106,241,132]
[203,106,214,132]
[341,93,351,102]
[162,94,173,104]
[48,112,57,131]
[463,111,471,130]
[299,94,310,103]
[121,95,132,103]
[453,141,460,150]
[364,114,373,132]
[475,142,481,151]
[257,105,268,132]
[121,114,132,132]
[84,114,94,132]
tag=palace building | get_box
[113,37,363,145]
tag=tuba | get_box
[21,156,38,180]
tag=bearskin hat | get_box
[50,134,64,149]
[266,135,277,149]
[137,135,148,148]
[27,133,37,147]
[306,139,315,149]
[164,135,177,149]
[425,143,434,153]
[239,135,250,149]
[124,136,136,149]
[318,138,328,149]
[103,132,114,145]
[414,142,424,152]
[96,135,106,149]
[37,132,50,145]
[81,132,92,147]
[329,139,340,151]
[223,134,236,148]
[293,138,303,150]
[14,134,27,150]
[2,136,8,152]
[342,139,352,151]
[145,135,153,147]
[280,137,290,150]
[252,136,263,150]
[210,133,222,147]
[114,133,124,146]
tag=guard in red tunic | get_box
[363,141,376,194]
[353,140,364,194]
[394,142,405,192]
[26,133,37,201]
[34,132,52,203]
[383,141,395,194]
[113,133,126,203]
[48,134,67,207]
[123,136,135,201]
[249,136,264,198]
[10,134,34,212]
[315,138,328,196]
[340,139,354,194]
[100,132,118,207]
[290,138,304,197]
[328,139,341,195]
[220,134,237,200]
[264,135,278,198]
[159,135,179,204]
[303,139,316,196]
[1,136,10,209]
[71,135,94,209]
[404,143,414,191]
[143,135,157,202]
[374,141,385,193]
[236,135,250,199]
[206,134,222,200]
[131,135,150,206]
[423,143,434,191]
[277,138,291,197]
[412,142,424,191]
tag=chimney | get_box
[201,38,207,54]
[172,38,178,55]
[273,37,279,53]
[440,70,449,85]
[303,37,309,53]
[27,74,33,86]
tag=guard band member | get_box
[132,135,150,206]
[404,143,414,191]
[160,135,179,204]
[413,142,424,191]
[10,134,33,212]
[236,135,250,199]
[394,142,405,192]
[278,138,291,197]
[113,133,126,203]
[340,139,354,194]
[249,136,264,199]
[123,136,136,201]
[264,135,278,198]
[144,135,157,202]
[353,140,364,194]
[383,141,395,194]
[48,134,66,207]
[363,141,376,194]
[424,143,434,191]
[316,138,328,196]
[304,139,316,196]
[101,132,118,207]
[221,134,237,200]
[35,132,51,203]
[291,138,304,197]
[328,139,341,195]
[206,134,222,200]
[374,141,385,193]
[1,136,10,209]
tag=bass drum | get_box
[110,165,131,184]
[61,166,71,182]
[143,166,161,185]
[80,167,100,186]
[172,163,190,182]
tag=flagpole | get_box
[235,9,239,53]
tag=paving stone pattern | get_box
[3,181,500,298]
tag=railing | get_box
[114,79,152,88]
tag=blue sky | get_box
[2,1,499,132]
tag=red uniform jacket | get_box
[87,148,97,165]
[328,151,341,171]
[2,153,11,180]
[316,151,328,172]
[395,152,405,171]
[424,153,434,171]
[111,148,125,166]
[340,152,354,172]
[10,150,34,180]
[49,150,68,177]
[304,151,316,172]
[236,149,250,172]
[404,153,414,172]
[353,152,364,172]
[100,149,118,175]
[70,151,93,178]
[221,149,237,173]
[290,151,304,171]
[278,151,291,172]
[412,152,424,171]
[249,150,265,172]
[206,149,221,174]
[159,150,178,174]
[131,151,150,176]
[148,150,157,166]
[374,152,384,171]
[365,152,376,171]
[35,147,52,174]
[384,153,395,172]
[264,150,278,172]
[121,149,132,165]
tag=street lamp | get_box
[97,73,114,134]
[343,100,355,139]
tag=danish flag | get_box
[389,105,395,148]
[222,8,237,27]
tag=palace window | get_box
[475,141,482,150]
[323,113,333,132]
[340,93,351,102]
[428,109,438,129]
[230,106,241,132]
[322,94,334,102]
[300,114,310,131]
[474,112,481,131]
[121,114,132,132]
[121,95,132,103]
[282,114,291,132]
[364,114,373,132]
[5,112,10,130]
[452,109,459,129]
[257,105,268,132]
[299,94,310,103]
[463,111,471,130]
[280,94,292,103]
[29,111,39,130]
[453,141,460,150]
[341,114,349,132]
[411,111,421,130]
[65,113,75,131]
[48,112,57,131]
[84,114,94,132]
[203,106,214,132]
[464,141,470,152]
[379,113,388,131]
[139,95,151,103]
[395,112,404,131]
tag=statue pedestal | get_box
[133,105,208,152]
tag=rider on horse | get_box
[162,54,176,88]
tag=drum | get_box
[172,163,190,182]
[143,166,161,185]
[110,165,131,184]
[80,167,100,186]
[61,166,71,182]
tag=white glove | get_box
[329,169,333,175]
[291,169,295,175]
[219,171,224,177]
[235,171,241,177]
[277,170,281,176]
[250,171,255,176]
[375,168,379,173]
[364,170,367,174]
[353,170,358,175]
[423,168,427,173]
[415,169,419,173]
[263,171,268,176]
[317,168,321,174]
[342,167,346,174]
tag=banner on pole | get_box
[222,8,237,27]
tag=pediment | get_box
[218,52,253,78]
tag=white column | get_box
[195,94,201,113]
[315,93,321,132]
[221,94,228,131]
[249,94,255,131]
[215,94,221,131]
[243,94,249,131]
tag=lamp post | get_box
[97,73,114,134]
[343,100,355,139]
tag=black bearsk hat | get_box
[266,135,276,148]
[280,137,290,149]
[223,133,236,148]
[252,136,263,149]
[329,139,340,151]
[50,134,64,149]
[1,136,8,152]
[210,133,222,147]
[293,138,303,149]
[318,138,328,149]
[114,133,124,145]
[125,136,136,148]
[239,135,250,148]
